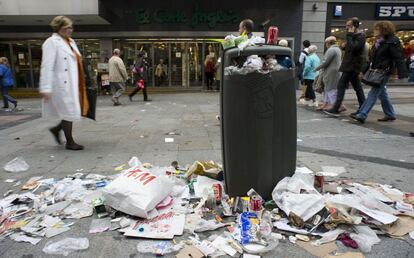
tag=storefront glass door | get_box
[11,43,31,88]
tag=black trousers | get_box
[304,79,315,100]
[129,86,148,101]
[205,72,214,89]
[332,71,366,112]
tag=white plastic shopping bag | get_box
[102,167,173,218]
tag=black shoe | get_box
[66,143,84,150]
[351,115,365,124]
[113,102,121,106]
[129,95,133,102]
[324,109,340,117]
[13,101,17,109]
[410,132,414,137]
[350,112,358,116]
[49,127,62,145]
[378,117,396,122]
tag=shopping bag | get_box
[102,167,173,218]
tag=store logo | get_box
[376,4,414,19]
[130,6,239,28]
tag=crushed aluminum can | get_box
[267,26,279,45]
[212,183,222,204]
[249,195,262,212]
[314,172,324,193]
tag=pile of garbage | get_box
[222,34,265,51]
[221,34,290,75]
[224,55,285,76]
[1,157,414,257]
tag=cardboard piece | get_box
[296,241,337,258]
[175,245,205,258]
[324,252,365,258]
[381,216,414,237]
[123,211,185,239]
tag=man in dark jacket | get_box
[325,17,366,116]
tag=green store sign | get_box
[132,6,239,28]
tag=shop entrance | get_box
[113,39,222,88]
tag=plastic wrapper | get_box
[89,218,111,233]
[42,237,89,256]
[4,157,29,173]
[312,228,345,246]
[185,160,223,180]
[63,202,93,219]
[136,240,183,255]
[350,226,380,253]
[128,156,142,168]
[239,212,260,245]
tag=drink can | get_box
[249,195,262,211]
[314,172,324,192]
[212,183,222,204]
[267,26,279,45]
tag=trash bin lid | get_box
[223,45,292,66]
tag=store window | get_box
[11,42,31,88]
[29,40,42,88]
[113,39,222,88]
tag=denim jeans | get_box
[1,86,17,108]
[356,75,395,120]
[409,68,414,82]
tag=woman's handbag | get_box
[313,71,324,94]
[362,67,388,88]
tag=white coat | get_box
[39,33,81,122]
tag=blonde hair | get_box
[278,39,288,47]
[50,16,73,32]
[0,57,9,65]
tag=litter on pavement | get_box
[1,156,413,257]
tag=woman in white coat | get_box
[39,16,89,150]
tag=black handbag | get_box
[362,66,388,88]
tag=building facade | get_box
[0,0,303,89]
[1,0,412,89]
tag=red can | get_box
[314,173,324,193]
[249,195,262,211]
[212,184,222,204]
[267,26,279,45]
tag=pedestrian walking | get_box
[315,36,343,111]
[239,19,254,39]
[297,40,311,97]
[109,49,128,106]
[410,40,414,83]
[155,59,167,86]
[129,51,151,101]
[204,55,215,90]
[325,17,366,116]
[39,16,89,150]
[277,39,293,69]
[0,57,17,109]
[350,21,407,123]
[302,45,320,106]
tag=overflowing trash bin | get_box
[220,45,297,199]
